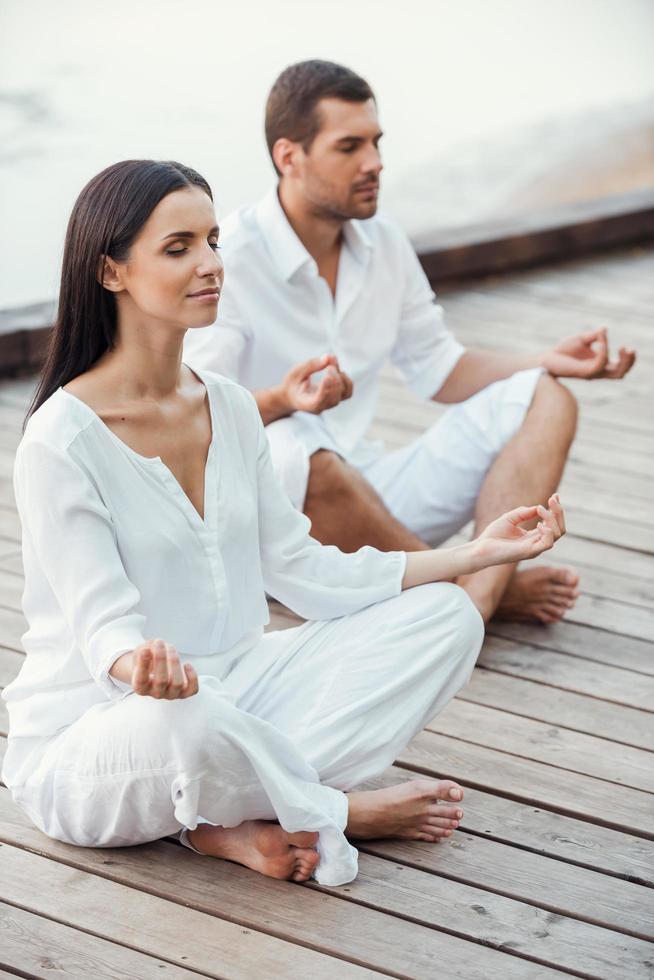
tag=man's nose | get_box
[362,145,383,176]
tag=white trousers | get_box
[266,368,543,544]
[12,584,483,886]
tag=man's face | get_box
[297,97,383,221]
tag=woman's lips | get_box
[187,289,220,303]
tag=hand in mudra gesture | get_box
[130,639,199,699]
[475,494,565,568]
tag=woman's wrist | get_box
[109,650,135,683]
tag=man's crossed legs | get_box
[300,369,579,623]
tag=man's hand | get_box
[541,328,636,380]
[282,353,353,414]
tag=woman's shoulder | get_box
[196,368,258,412]
[22,388,94,449]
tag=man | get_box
[185,60,635,624]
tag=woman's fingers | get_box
[181,663,199,698]
[132,648,152,694]
[166,643,185,696]
[537,503,561,540]
[150,640,169,697]
[548,493,566,535]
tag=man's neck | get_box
[277,181,343,265]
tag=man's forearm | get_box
[433,349,544,404]
[254,385,293,425]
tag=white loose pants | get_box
[266,368,543,544]
[11,583,483,885]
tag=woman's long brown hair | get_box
[26,159,212,422]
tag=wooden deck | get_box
[1,245,653,978]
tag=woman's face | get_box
[108,185,224,330]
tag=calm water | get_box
[1,0,653,307]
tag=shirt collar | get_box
[256,186,374,281]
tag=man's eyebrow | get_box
[334,131,384,144]
[161,225,219,241]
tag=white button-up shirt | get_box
[184,189,464,467]
[3,372,405,761]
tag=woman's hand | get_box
[473,494,565,569]
[111,639,199,699]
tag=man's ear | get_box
[97,254,125,293]
[272,138,301,178]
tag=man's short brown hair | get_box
[265,60,375,175]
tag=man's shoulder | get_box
[355,210,412,257]
[219,201,262,254]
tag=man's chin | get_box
[349,198,378,220]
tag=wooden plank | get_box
[360,829,654,942]
[398,730,654,838]
[459,667,654,751]
[0,901,206,980]
[415,188,654,283]
[0,607,25,651]
[485,622,654,678]
[322,852,654,980]
[561,592,654,643]
[371,766,654,888]
[0,508,19,545]
[0,647,22,688]
[0,844,381,980]
[0,794,571,980]
[0,569,21,611]
[532,535,654,588]
[429,700,654,793]
[0,554,21,576]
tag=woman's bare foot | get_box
[187,821,320,882]
[346,779,464,842]
[494,566,580,624]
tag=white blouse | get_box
[3,371,405,755]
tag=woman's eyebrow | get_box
[161,225,219,241]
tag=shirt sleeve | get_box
[250,395,407,620]
[183,286,250,382]
[14,439,147,699]
[390,231,465,399]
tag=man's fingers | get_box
[341,372,354,400]
[602,347,636,379]
[292,353,333,382]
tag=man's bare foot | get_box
[346,778,464,842]
[188,821,320,882]
[494,566,580,624]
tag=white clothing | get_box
[2,370,483,885]
[183,189,540,519]
[10,585,483,886]
[184,187,465,472]
[266,367,543,541]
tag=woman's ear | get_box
[97,255,124,293]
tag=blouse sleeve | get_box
[14,439,147,698]
[251,396,407,620]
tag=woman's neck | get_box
[98,317,187,402]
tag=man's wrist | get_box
[255,384,294,424]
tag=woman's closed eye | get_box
[166,241,221,256]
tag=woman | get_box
[2,160,565,886]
